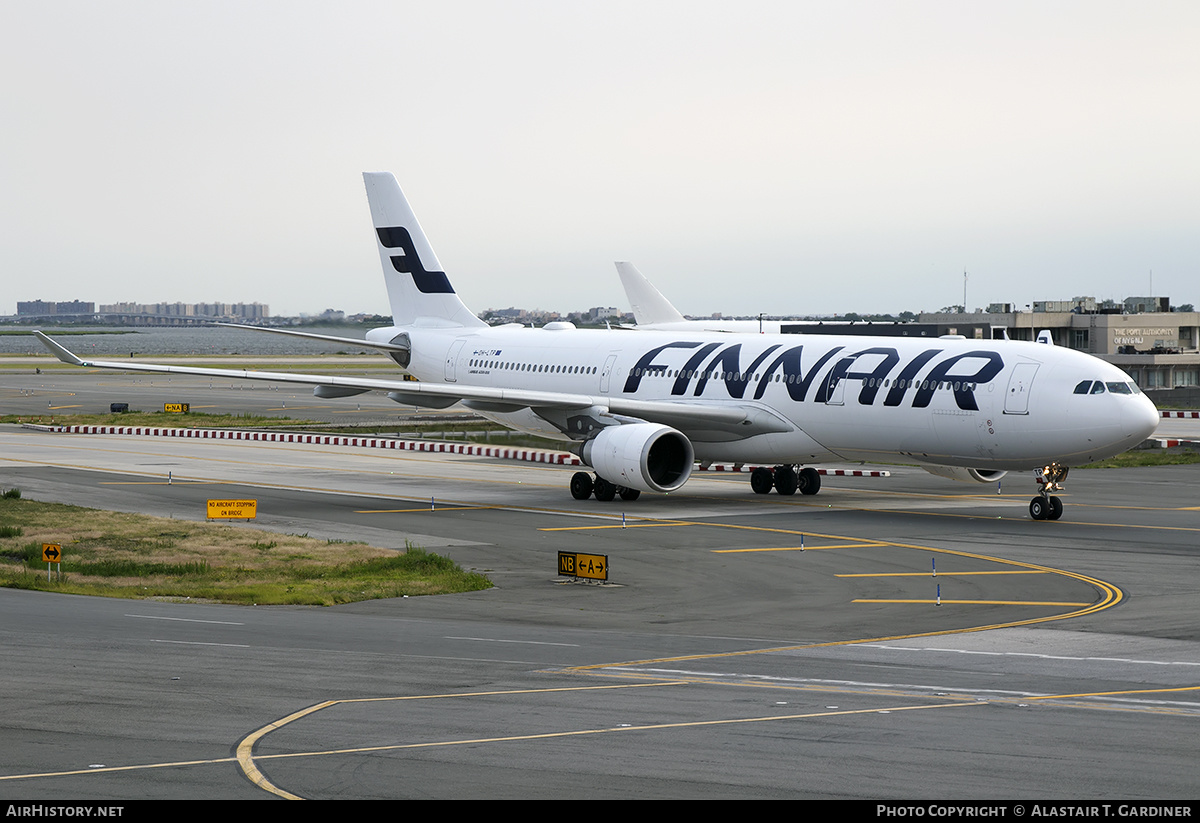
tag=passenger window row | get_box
[469,360,598,375]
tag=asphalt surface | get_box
[4,368,421,426]
[1,372,1199,799]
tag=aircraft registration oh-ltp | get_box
[35,172,1160,520]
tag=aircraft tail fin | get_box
[363,172,485,328]
[615,262,686,325]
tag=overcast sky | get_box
[3,1,1197,318]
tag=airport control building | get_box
[785,296,1200,395]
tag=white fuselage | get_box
[372,324,1160,471]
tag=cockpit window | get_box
[1077,379,1142,396]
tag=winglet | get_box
[33,331,87,366]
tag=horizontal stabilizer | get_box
[215,323,411,354]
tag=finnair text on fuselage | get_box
[621,340,1002,410]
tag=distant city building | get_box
[586,306,622,322]
[480,307,564,325]
[17,300,56,316]
[17,299,95,316]
[96,301,269,319]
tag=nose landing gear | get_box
[1029,464,1068,520]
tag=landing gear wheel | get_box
[774,465,798,496]
[1048,496,1063,520]
[1029,496,1048,520]
[750,467,774,494]
[798,467,821,496]
[618,487,641,501]
[593,476,617,502]
[570,471,594,500]
[1032,463,1070,521]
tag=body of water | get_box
[0,326,380,356]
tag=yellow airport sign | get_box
[207,499,258,520]
[164,403,190,413]
[558,551,607,581]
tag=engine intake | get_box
[922,466,1007,484]
[581,424,694,493]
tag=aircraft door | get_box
[599,354,618,394]
[444,339,466,383]
[1003,363,1039,415]
[825,375,849,406]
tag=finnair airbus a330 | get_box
[36,172,1159,520]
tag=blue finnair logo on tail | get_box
[376,227,455,294]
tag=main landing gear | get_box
[750,465,821,496]
[570,472,641,502]
[1029,463,1068,521]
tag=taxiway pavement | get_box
[0,374,1198,799]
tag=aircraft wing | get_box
[33,332,785,437]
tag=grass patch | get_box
[1080,448,1200,469]
[0,497,491,605]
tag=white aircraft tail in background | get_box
[616,262,686,326]
[616,262,784,334]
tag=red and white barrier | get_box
[695,464,890,477]
[26,424,585,466]
[1147,438,1200,448]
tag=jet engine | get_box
[581,423,694,494]
[922,466,1007,484]
[314,385,370,399]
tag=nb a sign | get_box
[558,551,608,582]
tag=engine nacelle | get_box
[314,385,370,399]
[581,423,694,494]
[922,466,1007,484]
